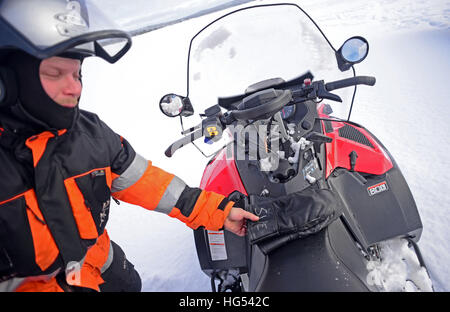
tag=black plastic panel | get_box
[328,167,422,249]
[193,227,248,276]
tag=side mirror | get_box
[336,36,369,71]
[159,94,194,117]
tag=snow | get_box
[92,0,255,34]
[366,238,434,292]
[80,0,450,291]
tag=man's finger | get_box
[244,210,259,221]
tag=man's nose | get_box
[62,74,82,97]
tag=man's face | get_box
[39,56,82,108]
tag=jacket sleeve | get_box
[107,131,233,231]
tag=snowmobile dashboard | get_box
[217,72,314,111]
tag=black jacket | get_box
[0,108,134,280]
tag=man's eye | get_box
[42,71,60,77]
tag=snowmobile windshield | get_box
[0,0,131,63]
[184,3,354,155]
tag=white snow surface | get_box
[366,238,433,292]
[80,0,450,291]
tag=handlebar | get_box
[325,76,376,91]
[164,75,376,157]
[165,128,203,157]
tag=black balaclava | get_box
[5,51,80,131]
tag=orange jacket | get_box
[0,110,233,292]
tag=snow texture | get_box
[80,0,450,291]
[92,0,255,34]
[366,238,433,292]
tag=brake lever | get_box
[292,81,342,103]
[165,128,203,157]
[166,115,228,157]
[315,81,342,102]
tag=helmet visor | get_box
[0,0,131,63]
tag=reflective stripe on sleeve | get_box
[0,268,61,292]
[111,154,148,193]
[0,277,25,292]
[100,241,114,274]
[154,176,187,214]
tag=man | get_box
[0,0,258,292]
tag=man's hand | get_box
[224,207,259,236]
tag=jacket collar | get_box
[0,100,79,147]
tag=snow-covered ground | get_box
[80,0,449,291]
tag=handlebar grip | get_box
[165,129,203,157]
[325,76,376,91]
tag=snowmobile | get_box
[159,3,434,292]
